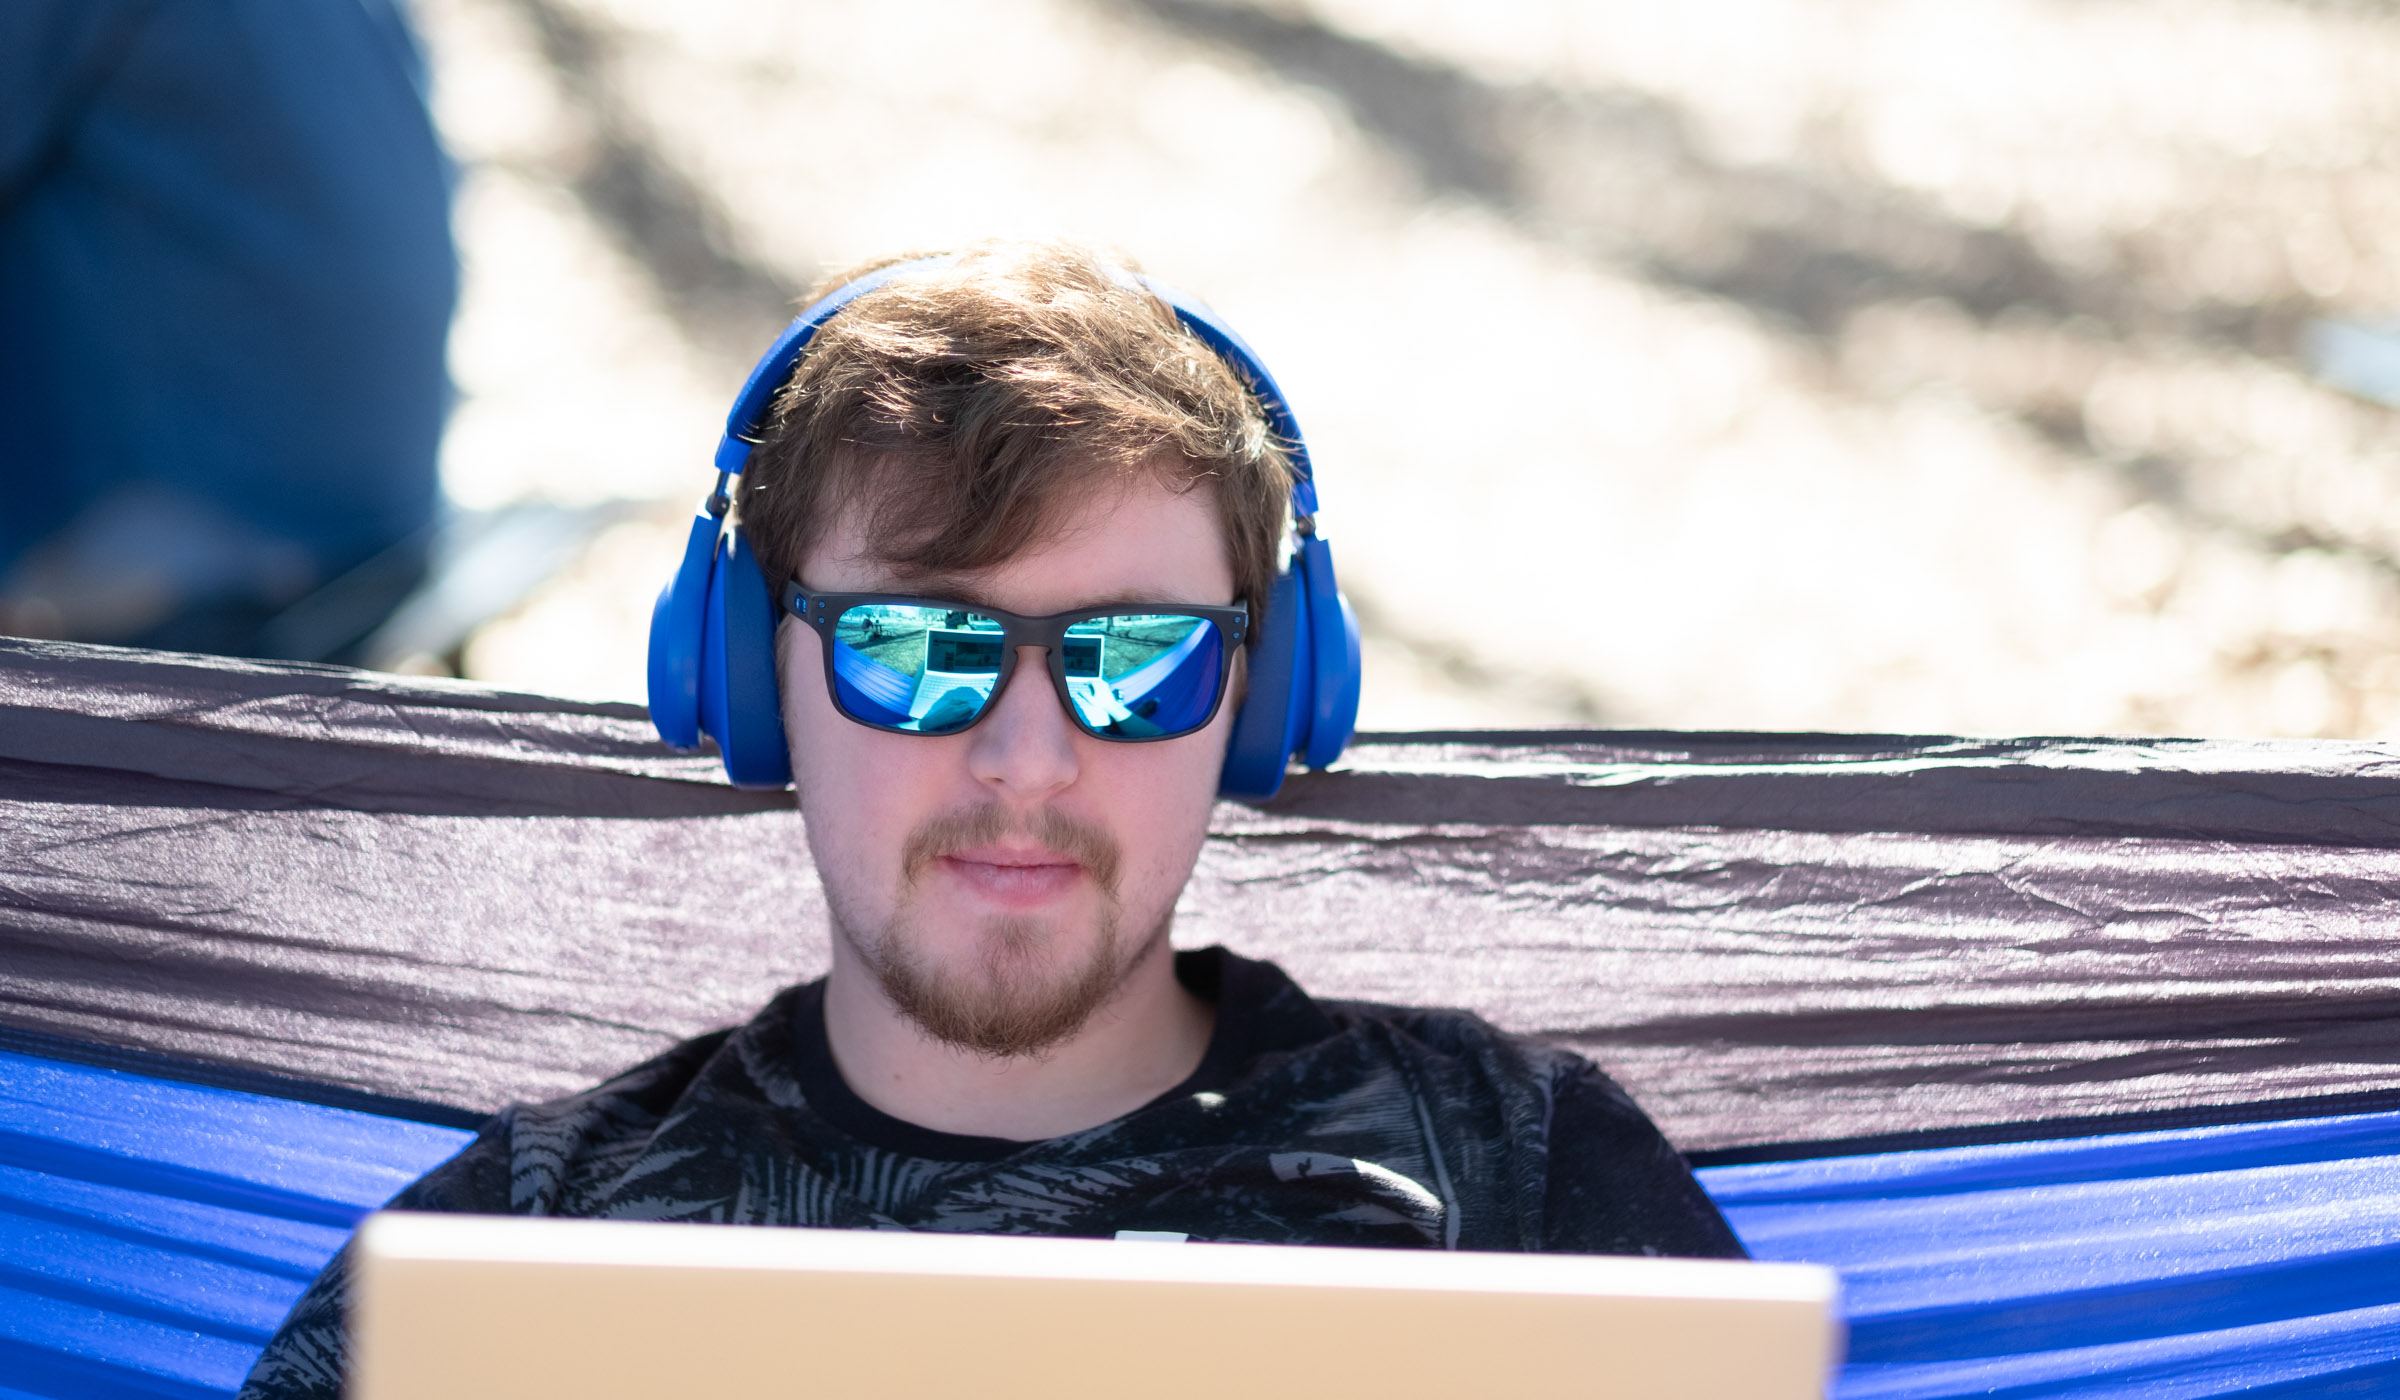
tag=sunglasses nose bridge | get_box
[974,620,1087,734]
[1025,637,1087,727]
[969,641,1081,736]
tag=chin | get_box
[862,909,1166,1060]
[880,921,1119,1058]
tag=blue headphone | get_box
[646,256,1361,800]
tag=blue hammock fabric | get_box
[0,1047,468,1400]
[8,1038,2400,1398]
[12,639,2400,1396]
[1703,1114,2400,1397]
[829,639,918,727]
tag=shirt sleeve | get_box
[233,1115,516,1400]
[1538,1060,1747,1259]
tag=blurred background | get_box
[11,0,2400,738]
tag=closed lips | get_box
[940,846,1086,903]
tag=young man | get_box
[239,241,1740,1399]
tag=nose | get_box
[963,645,1080,801]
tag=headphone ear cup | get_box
[1298,536,1360,769]
[1218,564,1312,800]
[697,527,793,789]
[647,509,720,751]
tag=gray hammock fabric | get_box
[5,636,2398,1154]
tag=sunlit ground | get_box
[419,0,2400,739]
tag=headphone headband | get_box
[713,254,958,477]
[1125,274,1319,521]
[712,254,1319,520]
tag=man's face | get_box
[781,466,1239,1058]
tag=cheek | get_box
[1095,708,1229,903]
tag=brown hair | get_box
[735,240,1294,631]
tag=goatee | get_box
[850,802,1151,1059]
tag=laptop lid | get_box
[350,1212,1840,1400]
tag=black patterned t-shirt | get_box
[238,947,1742,1398]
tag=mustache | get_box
[900,803,1123,898]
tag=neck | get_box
[820,933,1216,1142]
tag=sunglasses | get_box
[780,585,1249,742]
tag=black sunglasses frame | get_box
[780,584,1250,743]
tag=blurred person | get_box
[0,0,455,661]
[239,242,1742,1398]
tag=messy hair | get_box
[735,240,1294,632]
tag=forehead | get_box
[801,473,1236,614]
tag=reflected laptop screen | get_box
[351,1213,1840,1400]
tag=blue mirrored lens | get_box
[1068,614,1225,739]
[830,604,1002,734]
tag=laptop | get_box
[349,1212,1841,1400]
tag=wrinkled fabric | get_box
[7,638,2400,1150]
[17,1024,2400,1400]
[1701,1110,2400,1397]
[0,1043,471,1399]
[15,639,2400,1400]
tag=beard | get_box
[838,802,1157,1059]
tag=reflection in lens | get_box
[917,685,987,733]
[1072,614,1222,739]
[832,604,1005,733]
